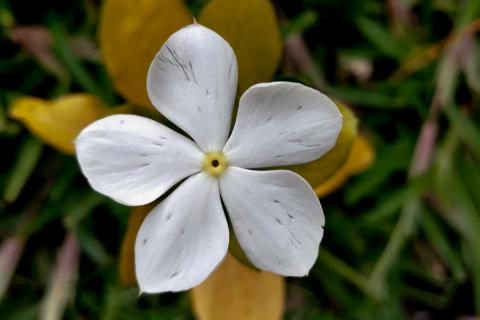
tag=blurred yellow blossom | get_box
[191,254,285,320]
[315,135,375,197]
[9,94,110,154]
[100,0,191,108]
[288,102,358,188]
[100,0,282,107]
[119,204,152,285]
[199,0,282,94]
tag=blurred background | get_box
[1,0,479,319]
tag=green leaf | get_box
[327,85,406,109]
[63,192,104,229]
[422,210,466,281]
[76,225,111,266]
[346,139,412,204]
[444,105,480,161]
[463,243,480,314]
[2,136,43,203]
[51,24,115,105]
[435,131,480,257]
[355,16,408,60]
[282,10,318,37]
[363,173,430,224]
[316,248,375,299]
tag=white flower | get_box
[75,24,342,293]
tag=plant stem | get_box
[40,232,80,320]
[317,248,376,299]
[0,238,25,300]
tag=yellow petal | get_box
[286,102,358,187]
[119,205,152,286]
[9,94,110,154]
[199,0,282,94]
[191,254,285,320]
[315,135,374,197]
[99,0,191,108]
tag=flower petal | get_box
[191,254,285,320]
[315,135,374,197]
[10,94,110,155]
[119,204,153,286]
[286,101,358,187]
[147,24,238,152]
[135,173,229,293]
[75,114,203,206]
[219,167,324,276]
[224,82,342,168]
[199,0,282,95]
[99,0,191,108]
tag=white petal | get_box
[147,24,238,152]
[135,172,229,293]
[224,82,342,168]
[219,167,324,276]
[75,114,203,206]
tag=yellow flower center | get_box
[202,152,228,177]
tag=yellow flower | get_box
[9,94,110,154]
[191,254,284,320]
[315,135,375,198]
[99,0,191,108]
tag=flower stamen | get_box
[203,152,228,177]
